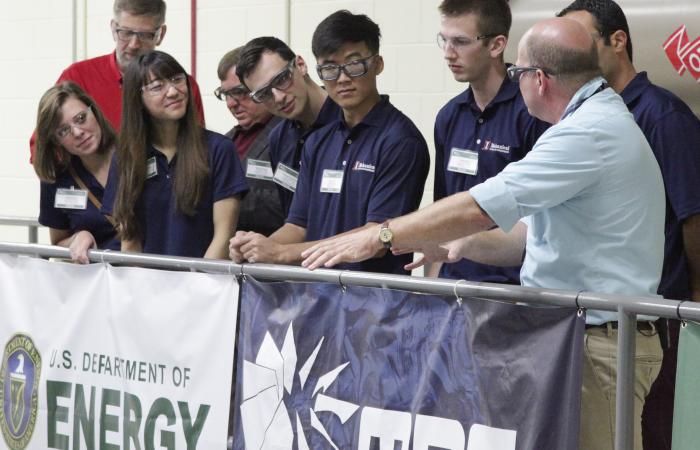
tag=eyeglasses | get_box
[506,65,553,82]
[437,33,496,50]
[141,73,188,96]
[114,27,162,43]
[249,60,296,104]
[316,54,377,81]
[55,106,93,140]
[214,84,250,102]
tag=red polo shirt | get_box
[30,51,205,161]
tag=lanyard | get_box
[560,82,608,120]
[68,163,117,227]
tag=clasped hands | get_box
[228,231,281,264]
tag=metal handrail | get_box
[0,242,694,319]
[0,242,695,450]
[0,216,40,243]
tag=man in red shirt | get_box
[30,0,204,160]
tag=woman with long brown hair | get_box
[103,50,247,258]
[34,81,119,263]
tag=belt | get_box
[585,321,655,332]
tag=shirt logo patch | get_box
[482,140,511,154]
[352,161,376,173]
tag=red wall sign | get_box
[664,25,700,82]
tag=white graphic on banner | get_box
[467,424,517,450]
[240,323,357,449]
[241,321,517,449]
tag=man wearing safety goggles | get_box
[234,37,341,217]
[215,47,284,237]
[431,0,548,281]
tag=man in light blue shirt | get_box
[470,76,664,322]
[301,17,664,449]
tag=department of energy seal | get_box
[0,334,41,450]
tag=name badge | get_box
[146,156,158,179]
[55,188,88,210]
[273,163,299,192]
[320,169,344,194]
[246,159,274,181]
[447,148,478,176]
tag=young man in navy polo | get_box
[431,0,548,280]
[216,47,284,237]
[229,10,430,274]
[560,2,700,449]
[235,37,341,216]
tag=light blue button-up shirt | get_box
[470,78,665,324]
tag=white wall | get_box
[0,2,73,243]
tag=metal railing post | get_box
[0,216,41,244]
[615,307,636,450]
[28,225,38,244]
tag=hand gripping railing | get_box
[1,242,698,450]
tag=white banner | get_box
[0,254,239,450]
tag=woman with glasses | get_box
[33,81,120,264]
[104,50,248,258]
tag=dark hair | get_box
[114,50,209,242]
[113,0,166,26]
[34,81,116,183]
[217,47,244,81]
[235,37,296,84]
[557,0,633,62]
[311,10,381,58]
[526,33,601,86]
[438,0,512,38]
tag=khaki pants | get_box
[579,324,662,450]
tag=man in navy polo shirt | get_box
[560,2,700,449]
[431,0,548,280]
[229,10,429,274]
[215,46,284,237]
[234,37,341,216]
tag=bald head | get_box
[521,17,600,88]
[529,17,593,50]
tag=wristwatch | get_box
[379,221,394,249]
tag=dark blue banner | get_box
[233,278,583,449]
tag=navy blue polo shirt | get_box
[288,95,430,274]
[103,130,248,257]
[268,96,341,215]
[621,72,700,300]
[434,76,548,283]
[39,157,120,250]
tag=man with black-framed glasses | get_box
[215,47,284,237]
[430,0,549,281]
[229,10,429,275]
[29,0,204,162]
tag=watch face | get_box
[379,227,393,243]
